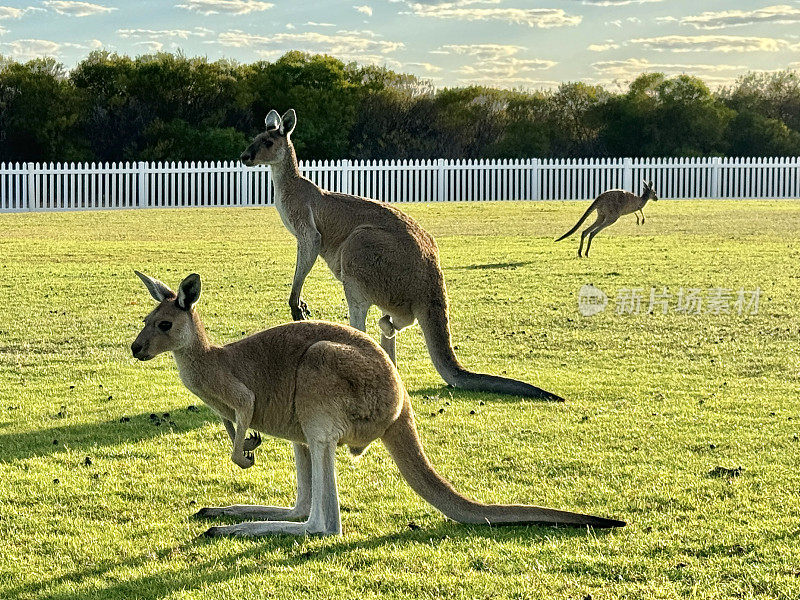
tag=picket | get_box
[1,157,798,211]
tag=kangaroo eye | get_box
[263,139,274,148]
[157,321,172,332]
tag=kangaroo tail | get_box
[555,197,599,241]
[417,294,564,402]
[382,398,625,528]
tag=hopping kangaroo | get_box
[556,181,658,257]
[130,271,625,536]
[240,109,562,401]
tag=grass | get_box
[0,199,799,599]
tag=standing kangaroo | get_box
[239,109,563,401]
[556,181,658,257]
[130,271,625,536]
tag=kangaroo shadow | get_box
[451,261,534,271]
[409,385,565,404]
[0,407,209,463]
[4,520,611,600]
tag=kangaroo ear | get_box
[648,180,653,189]
[280,109,296,136]
[641,178,649,190]
[265,110,281,132]
[176,273,202,311]
[135,270,175,302]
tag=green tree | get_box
[599,73,733,156]
[488,92,551,158]
[140,119,249,162]
[726,110,800,156]
[70,52,248,161]
[544,82,608,156]
[242,52,361,159]
[0,57,85,162]
[2,51,800,163]
[721,70,800,133]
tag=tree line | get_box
[1,50,799,163]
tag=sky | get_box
[0,0,799,90]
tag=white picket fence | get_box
[1,156,799,212]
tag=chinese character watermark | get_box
[577,285,761,316]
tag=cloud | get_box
[63,38,102,50]
[437,43,525,60]
[457,75,561,89]
[579,0,661,4]
[0,6,26,19]
[118,27,214,54]
[405,3,581,28]
[215,29,403,64]
[354,4,372,16]
[630,35,800,53]
[0,38,61,60]
[306,21,336,27]
[605,16,640,28]
[678,5,800,30]
[591,57,753,85]
[433,42,557,87]
[457,56,557,80]
[176,0,274,15]
[43,1,115,16]
[588,41,620,51]
[133,41,164,52]
[405,61,442,72]
[118,27,214,40]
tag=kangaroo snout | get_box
[131,341,150,361]
[239,152,253,166]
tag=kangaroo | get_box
[239,109,563,401]
[556,181,658,257]
[130,271,625,536]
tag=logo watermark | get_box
[578,284,609,317]
[578,285,761,316]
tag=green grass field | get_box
[1,200,799,599]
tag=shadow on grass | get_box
[0,408,208,463]
[4,521,611,600]
[410,385,566,404]
[451,261,535,271]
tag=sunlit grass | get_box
[1,199,799,599]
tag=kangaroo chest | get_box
[273,191,298,237]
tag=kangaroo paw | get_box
[232,450,255,469]
[243,431,262,452]
[291,300,311,321]
[195,507,222,519]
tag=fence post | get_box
[239,164,250,206]
[436,158,445,202]
[622,157,632,192]
[710,156,721,198]
[531,158,540,201]
[26,162,37,211]
[340,159,351,194]
[137,161,147,208]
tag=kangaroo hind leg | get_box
[378,311,415,365]
[197,442,312,521]
[585,216,616,257]
[578,215,603,257]
[343,281,371,332]
[203,435,340,537]
[378,314,397,364]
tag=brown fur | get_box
[556,182,659,257]
[240,109,563,401]
[131,272,625,536]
